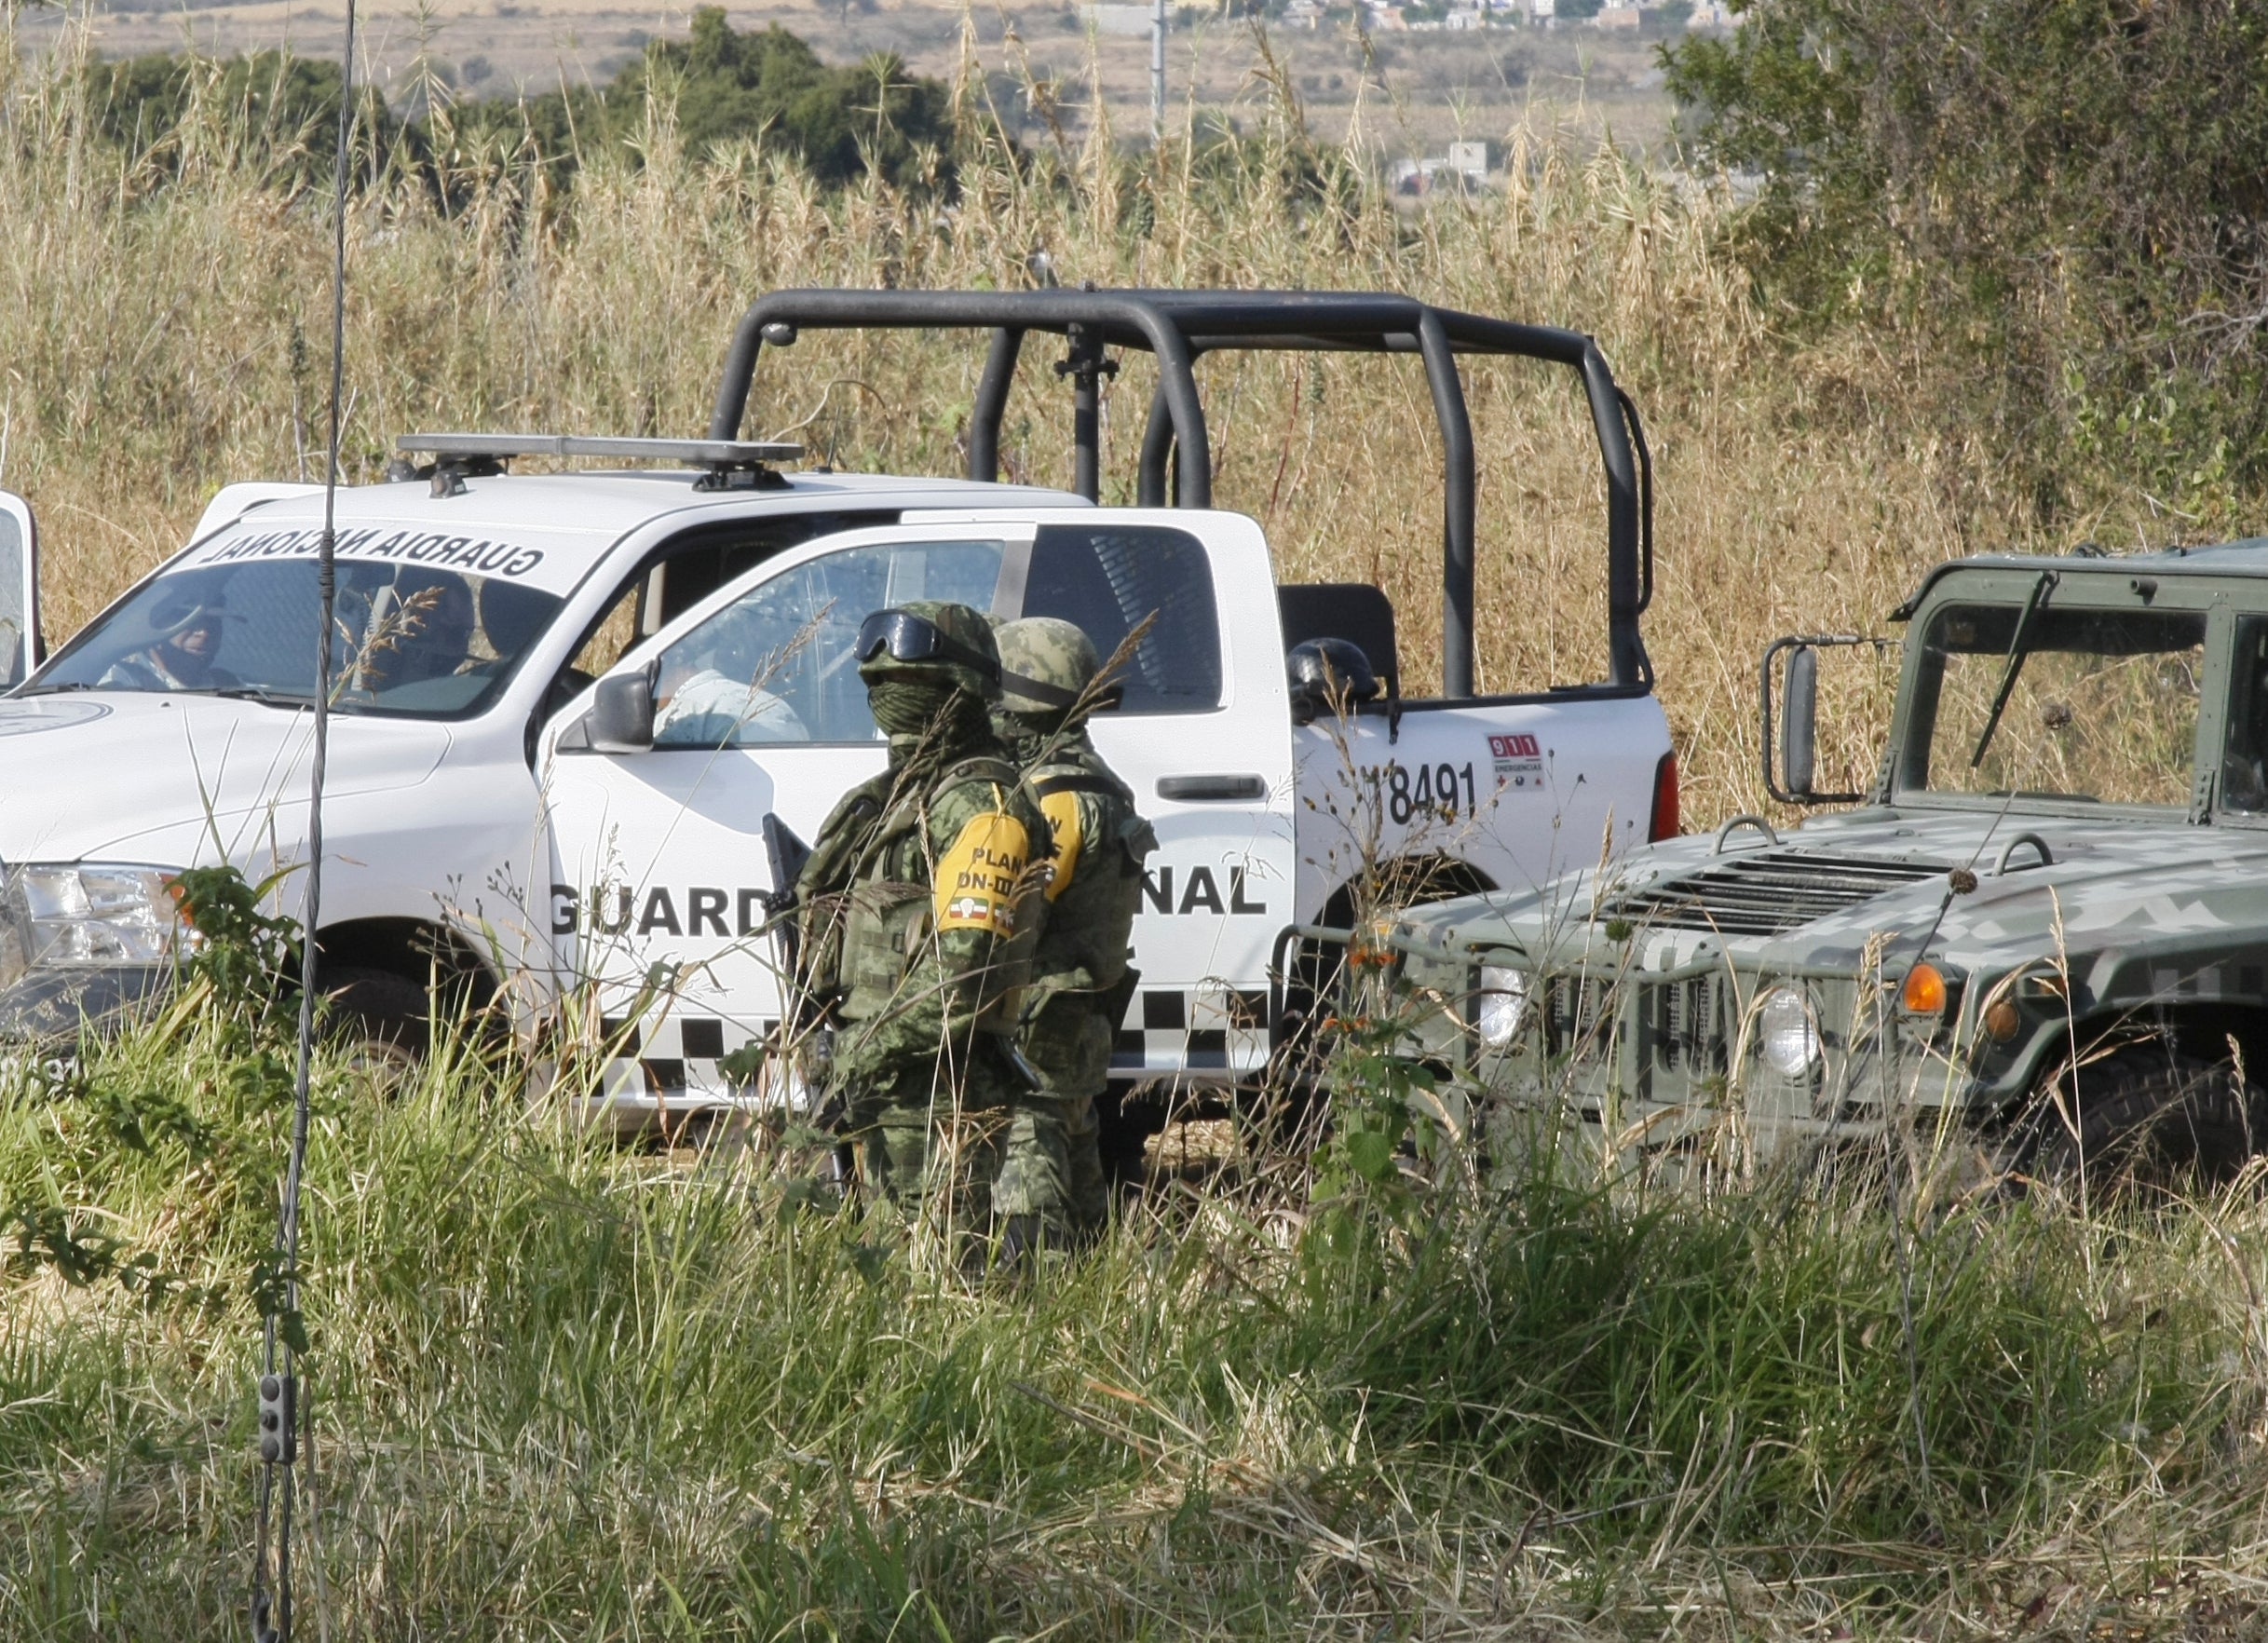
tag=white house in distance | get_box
[1389,141,1492,196]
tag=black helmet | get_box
[1287,637,1378,726]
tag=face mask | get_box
[991,710,1060,764]
[869,678,958,738]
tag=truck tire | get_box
[321,967,431,1079]
[1094,1080,1165,1184]
[2019,1046,2265,1196]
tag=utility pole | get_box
[1150,0,1165,143]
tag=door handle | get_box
[1157,774,1267,802]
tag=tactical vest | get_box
[835,755,1041,1034]
[1028,748,1155,997]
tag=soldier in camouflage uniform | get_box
[789,601,1050,1239]
[988,617,1155,1245]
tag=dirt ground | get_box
[21,0,1688,157]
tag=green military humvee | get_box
[1370,540,2268,1181]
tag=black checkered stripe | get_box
[602,1012,776,1099]
[1110,986,1270,1079]
[605,984,1270,1093]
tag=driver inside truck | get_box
[365,570,478,688]
[99,589,238,691]
[652,604,810,746]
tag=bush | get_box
[609,7,953,187]
[86,48,395,184]
[83,11,954,196]
[1664,0,2268,520]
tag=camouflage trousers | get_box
[844,1056,1015,1229]
[988,1092,1108,1240]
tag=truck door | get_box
[0,492,40,687]
[539,509,1293,1107]
[1042,515,1295,1087]
[541,522,1005,1107]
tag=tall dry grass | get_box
[0,15,2156,824]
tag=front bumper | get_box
[1366,931,2053,1158]
[0,963,172,1052]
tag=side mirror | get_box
[587,670,655,754]
[1782,645,1819,798]
[0,492,40,690]
[1760,633,1895,806]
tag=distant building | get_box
[1594,5,1640,26]
[1444,7,1482,25]
[1392,146,1492,197]
[1082,3,1154,34]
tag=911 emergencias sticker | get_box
[1488,732,1547,792]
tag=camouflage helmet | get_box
[854,600,1002,699]
[994,616,1108,717]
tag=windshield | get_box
[31,557,564,717]
[1904,599,2207,808]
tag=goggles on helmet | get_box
[854,609,1000,684]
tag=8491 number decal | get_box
[1361,760,1478,825]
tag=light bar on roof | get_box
[394,433,805,467]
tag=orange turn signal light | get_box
[1983,998,2021,1042]
[1901,961,1947,1017]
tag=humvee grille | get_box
[1599,850,1949,938]
[1540,973,1615,1057]
[1652,973,1728,1072]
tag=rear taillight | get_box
[1648,750,1680,842]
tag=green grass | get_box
[7,998,2268,1638]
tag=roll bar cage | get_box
[708,288,1655,692]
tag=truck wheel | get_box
[2020,1046,2265,1196]
[1094,1081,1164,1184]
[321,967,431,1079]
[1236,1080,1326,1156]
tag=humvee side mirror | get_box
[1760,634,1895,806]
[1782,645,1819,798]
[588,669,655,754]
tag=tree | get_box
[87,49,396,183]
[609,8,953,188]
[1663,0,2268,512]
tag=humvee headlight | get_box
[1757,985,1822,1078]
[7,864,188,971]
[1474,964,1529,1046]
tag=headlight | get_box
[1474,964,1529,1046]
[8,864,189,971]
[1757,984,1822,1079]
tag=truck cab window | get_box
[652,538,1005,748]
[1024,524,1222,713]
[544,511,899,722]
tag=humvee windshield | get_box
[1905,600,2207,808]
[27,560,564,719]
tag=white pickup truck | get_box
[0,289,1673,1145]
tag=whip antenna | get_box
[251,5,356,1638]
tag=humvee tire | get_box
[2020,1046,2266,1195]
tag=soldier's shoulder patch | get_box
[1037,787,1085,903]
[932,808,1032,934]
